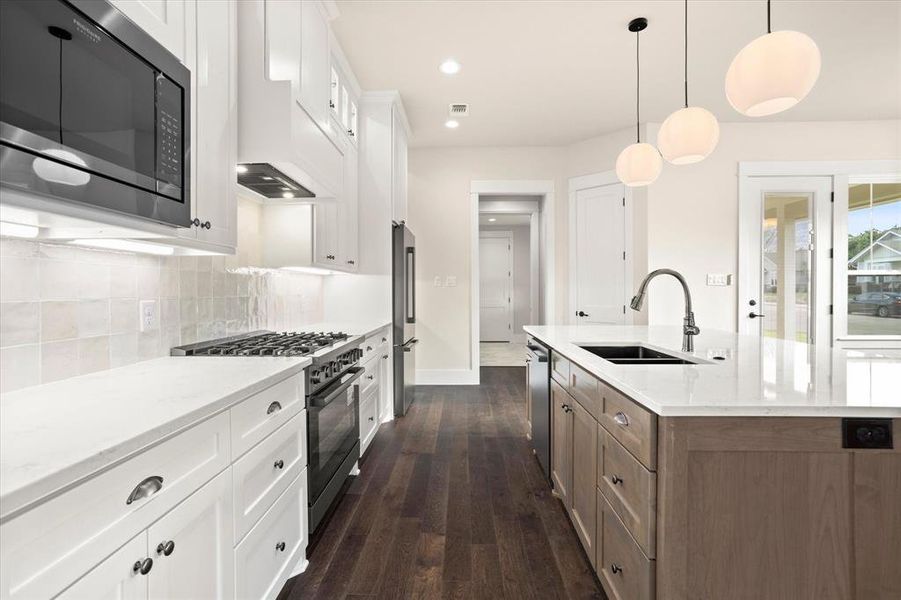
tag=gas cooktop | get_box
[171,330,356,359]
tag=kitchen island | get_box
[524,325,901,600]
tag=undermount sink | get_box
[577,345,702,365]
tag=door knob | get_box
[748,312,766,319]
[133,558,153,575]
[576,310,589,317]
[156,540,175,556]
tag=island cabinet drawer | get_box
[597,493,655,600]
[569,362,601,419]
[231,373,305,460]
[360,361,379,398]
[359,384,379,453]
[551,351,570,386]
[362,329,390,364]
[233,411,307,544]
[598,427,657,558]
[599,383,657,470]
[0,412,230,600]
[235,470,307,600]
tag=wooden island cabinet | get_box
[546,349,901,600]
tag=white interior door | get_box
[480,233,513,341]
[571,183,627,325]
[739,176,833,344]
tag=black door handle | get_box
[748,312,766,319]
[576,310,589,317]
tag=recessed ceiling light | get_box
[282,192,295,198]
[439,59,461,75]
[445,119,459,129]
[235,165,248,174]
[488,218,497,222]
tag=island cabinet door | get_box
[550,379,573,506]
[853,451,901,600]
[146,469,234,600]
[569,399,598,565]
[57,533,149,600]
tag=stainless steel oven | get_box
[0,0,191,227]
[307,365,362,533]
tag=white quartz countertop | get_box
[0,355,310,521]
[524,325,901,418]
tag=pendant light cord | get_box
[636,28,641,143]
[767,0,772,33]
[684,0,688,108]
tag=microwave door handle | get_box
[310,368,365,408]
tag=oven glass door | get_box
[307,367,362,504]
[0,0,183,200]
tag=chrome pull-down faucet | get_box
[630,269,700,352]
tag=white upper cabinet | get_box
[109,0,190,64]
[338,144,359,271]
[184,0,237,250]
[392,103,409,223]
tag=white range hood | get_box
[236,0,342,200]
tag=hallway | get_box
[279,367,604,600]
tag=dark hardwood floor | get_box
[278,367,605,600]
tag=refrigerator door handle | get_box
[395,338,419,351]
[405,246,415,323]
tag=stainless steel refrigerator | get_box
[392,223,417,416]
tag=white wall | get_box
[408,120,900,376]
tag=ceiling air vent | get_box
[448,103,469,117]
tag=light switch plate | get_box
[706,273,733,286]
[433,276,443,287]
[139,300,158,332]
[446,276,457,287]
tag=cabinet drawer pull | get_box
[126,475,163,505]
[610,563,623,575]
[382,354,389,359]
[366,374,374,380]
[613,411,630,427]
[133,557,153,575]
[275,541,286,552]
[267,401,282,415]
[273,459,284,470]
[366,345,373,351]
[369,416,375,421]
[156,540,175,556]
[611,475,623,486]
[381,337,387,343]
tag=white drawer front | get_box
[233,411,307,544]
[235,471,307,600]
[360,385,379,454]
[230,374,304,459]
[359,360,379,398]
[0,413,229,600]
[361,329,389,364]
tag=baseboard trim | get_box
[416,369,479,385]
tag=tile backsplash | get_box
[0,200,324,393]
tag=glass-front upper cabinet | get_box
[845,180,901,336]
[328,56,358,145]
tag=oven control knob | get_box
[310,371,320,385]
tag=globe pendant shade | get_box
[725,30,821,117]
[657,106,720,165]
[615,142,662,187]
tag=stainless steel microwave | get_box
[0,0,191,228]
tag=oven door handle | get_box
[309,367,365,408]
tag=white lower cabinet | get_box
[59,468,233,600]
[359,385,379,455]
[235,472,308,600]
[147,469,234,600]
[57,533,149,600]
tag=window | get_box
[845,181,901,335]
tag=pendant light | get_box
[616,18,662,188]
[725,0,821,117]
[657,0,719,165]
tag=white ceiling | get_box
[479,213,532,226]
[332,1,901,148]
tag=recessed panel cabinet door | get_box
[109,0,189,63]
[550,380,573,506]
[299,0,331,131]
[338,144,359,271]
[57,533,149,600]
[146,469,234,600]
[854,452,901,600]
[192,0,236,249]
[570,399,598,564]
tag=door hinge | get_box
[508,244,511,250]
[508,297,511,304]
[829,248,833,259]
[622,251,626,260]
[622,197,625,206]
[623,305,626,314]
[830,191,835,203]
[829,304,833,315]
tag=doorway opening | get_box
[473,189,549,370]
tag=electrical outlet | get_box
[446,276,457,287]
[706,273,733,286]
[139,300,158,332]
[433,276,443,287]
